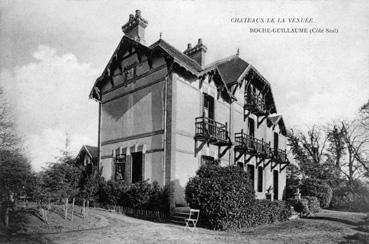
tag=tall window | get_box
[274,132,279,151]
[115,154,126,181]
[248,118,255,137]
[257,166,263,192]
[247,164,255,190]
[203,93,214,120]
[131,152,143,183]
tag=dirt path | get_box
[1,209,368,243]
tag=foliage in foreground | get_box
[330,181,369,212]
[98,180,169,212]
[185,164,292,230]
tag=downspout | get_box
[162,75,168,186]
[229,98,232,166]
[162,62,174,186]
[98,101,102,168]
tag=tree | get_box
[360,99,369,128]
[43,161,80,221]
[78,165,101,218]
[288,126,331,180]
[340,120,369,183]
[0,149,32,227]
[0,88,18,151]
[0,86,33,228]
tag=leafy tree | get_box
[78,165,101,217]
[0,149,32,227]
[43,160,80,220]
[0,87,33,227]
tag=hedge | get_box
[185,164,292,230]
[97,180,169,212]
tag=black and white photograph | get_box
[0,0,369,243]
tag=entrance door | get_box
[131,152,143,183]
[273,170,279,200]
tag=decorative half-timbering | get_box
[90,10,290,208]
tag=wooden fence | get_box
[99,204,169,222]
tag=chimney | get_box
[122,10,148,44]
[184,38,207,67]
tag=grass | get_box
[1,207,368,243]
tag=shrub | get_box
[97,179,169,212]
[288,198,309,215]
[330,182,369,212]
[124,180,169,211]
[250,200,292,224]
[185,164,291,230]
[301,178,332,208]
[302,196,320,213]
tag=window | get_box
[274,132,279,151]
[115,154,126,181]
[203,93,214,120]
[257,166,263,192]
[131,152,143,183]
[237,162,244,169]
[201,155,216,166]
[273,170,279,200]
[247,164,255,190]
[124,66,135,81]
[248,118,255,137]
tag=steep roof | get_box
[150,39,202,75]
[76,145,98,162]
[84,145,98,159]
[205,56,249,85]
[88,36,286,132]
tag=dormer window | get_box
[125,67,135,81]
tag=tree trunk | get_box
[4,206,9,228]
[86,200,89,217]
[64,198,68,220]
[82,199,86,218]
[71,198,75,222]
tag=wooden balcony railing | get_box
[234,131,272,158]
[244,92,266,115]
[195,116,230,146]
[273,148,288,163]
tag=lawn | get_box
[1,207,368,243]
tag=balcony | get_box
[244,92,266,116]
[194,116,231,146]
[273,149,288,164]
[234,131,272,158]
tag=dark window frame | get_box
[248,118,255,137]
[114,154,126,181]
[247,164,255,190]
[257,166,263,192]
[203,93,214,120]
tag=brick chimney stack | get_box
[122,10,148,44]
[184,38,207,67]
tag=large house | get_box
[89,10,289,209]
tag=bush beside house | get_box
[97,180,169,212]
[185,164,292,230]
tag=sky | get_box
[0,0,368,171]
